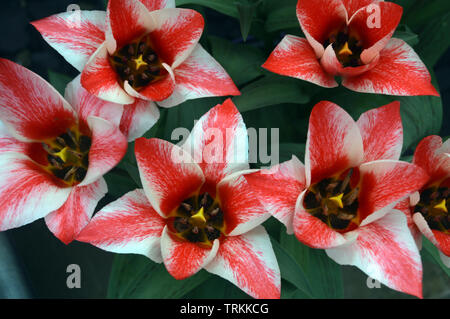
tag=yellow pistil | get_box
[329,193,344,209]
[52,147,69,163]
[133,54,148,70]
[434,199,448,213]
[190,207,207,226]
[338,42,353,56]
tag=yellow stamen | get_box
[134,54,148,69]
[434,199,448,213]
[338,42,353,56]
[53,147,69,163]
[190,207,206,225]
[329,193,344,209]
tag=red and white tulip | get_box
[263,0,438,97]
[32,0,240,141]
[0,59,127,244]
[77,99,280,299]
[245,100,429,297]
[398,136,449,267]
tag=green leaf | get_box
[108,254,212,298]
[280,232,344,298]
[270,237,313,298]
[233,75,310,112]
[103,169,138,198]
[236,1,259,41]
[176,0,239,18]
[422,237,450,278]
[208,36,265,86]
[279,143,305,163]
[264,5,299,33]
[415,12,450,67]
[393,25,419,47]
[405,0,450,27]
[48,70,72,96]
[184,275,252,298]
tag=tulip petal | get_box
[0,121,28,154]
[135,137,205,217]
[139,0,175,11]
[161,226,219,279]
[79,116,128,186]
[81,42,134,104]
[296,0,347,58]
[217,171,270,236]
[348,2,403,64]
[124,74,175,102]
[358,160,429,225]
[0,153,72,231]
[45,178,107,244]
[0,58,77,141]
[119,99,160,141]
[204,226,281,299]
[105,0,155,54]
[394,198,422,248]
[31,11,106,71]
[305,101,364,185]
[181,99,248,196]
[326,210,423,298]
[293,190,348,249]
[158,44,240,108]
[263,35,337,88]
[65,75,124,132]
[244,156,306,234]
[77,189,165,262]
[343,39,439,96]
[341,0,377,18]
[149,8,204,68]
[413,135,450,183]
[357,101,403,162]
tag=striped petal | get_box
[326,210,423,298]
[161,226,219,279]
[31,10,106,71]
[244,156,306,234]
[305,101,364,185]
[119,99,160,142]
[343,39,439,96]
[357,101,403,163]
[413,135,450,184]
[181,99,248,196]
[217,171,270,237]
[77,189,165,262]
[296,0,347,58]
[139,0,175,11]
[135,137,205,217]
[263,35,337,88]
[81,42,134,105]
[0,153,72,231]
[205,226,281,299]
[158,44,240,108]
[148,8,204,68]
[79,116,128,186]
[0,58,77,142]
[45,178,107,244]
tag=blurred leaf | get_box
[279,143,305,163]
[48,70,71,96]
[415,12,450,67]
[280,232,344,298]
[176,0,239,18]
[264,5,299,33]
[422,237,450,278]
[208,36,265,86]
[103,169,138,198]
[108,254,212,298]
[233,75,310,112]
[236,0,259,41]
[393,25,419,47]
[405,0,450,27]
[270,237,313,298]
[184,275,252,298]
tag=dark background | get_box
[0,0,448,299]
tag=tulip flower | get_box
[77,99,280,299]
[32,0,239,141]
[0,59,127,244]
[263,0,438,97]
[245,100,429,297]
[399,136,449,267]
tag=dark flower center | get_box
[42,128,91,186]
[304,168,359,231]
[324,27,364,67]
[414,183,449,233]
[108,34,163,92]
[171,193,225,246]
